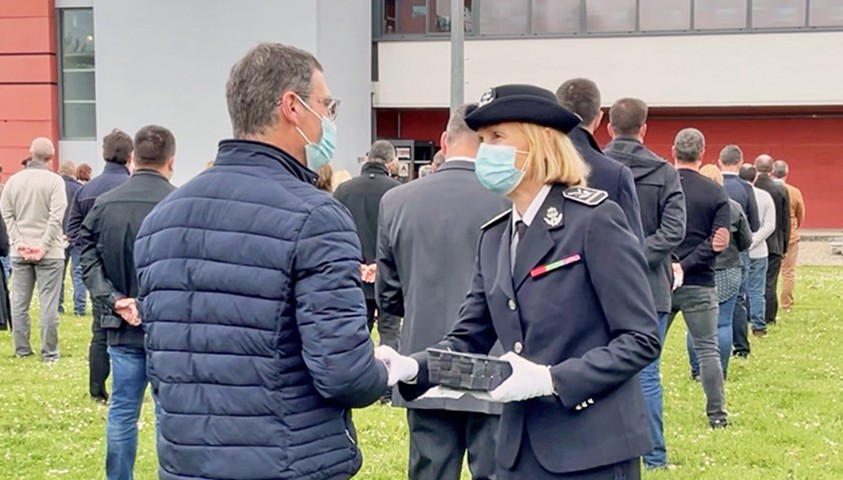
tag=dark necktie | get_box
[515,220,528,245]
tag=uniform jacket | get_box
[754,173,791,256]
[604,137,686,314]
[78,170,175,347]
[568,127,644,243]
[134,140,388,480]
[334,162,401,299]
[67,162,130,246]
[377,159,508,413]
[399,183,660,475]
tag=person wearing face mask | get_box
[132,44,388,480]
[77,125,178,480]
[377,85,660,480]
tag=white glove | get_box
[375,345,419,387]
[489,352,555,403]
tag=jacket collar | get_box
[436,159,476,173]
[361,162,390,176]
[132,169,170,182]
[103,162,131,175]
[511,183,568,290]
[25,161,50,170]
[215,139,318,185]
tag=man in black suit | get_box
[377,105,508,480]
[556,78,644,243]
[335,140,402,350]
[753,154,790,325]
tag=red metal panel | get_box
[0,0,52,17]
[0,84,56,121]
[0,16,56,54]
[0,120,54,146]
[0,54,56,83]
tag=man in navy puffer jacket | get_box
[134,43,388,480]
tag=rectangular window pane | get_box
[810,0,843,27]
[62,71,95,101]
[62,103,96,139]
[61,9,95,68]
[479,0,528,35]
[428,0,473,33]
[532,0,580,34]
[753,0,806,28]
[586,0,636,32]
[695,0,748,29]
[640,0,692,31]
[385,0,426,34]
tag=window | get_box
[810,0,843,27]
[586,0,636,32]
[428,0,473,33]
[753,0,806,28]
[60,8,96,139]
[384,0,427,34]
[640,0,692,31]
[532,0,580,34]
[695,0,748,30]
[479,0,529,35]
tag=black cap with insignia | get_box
[465,84,581,134]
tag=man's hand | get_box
[672,263,684,291]
[712,227,730,252]
[28,247,46,262]
[17,244,31,258]
[360,264,376,284]
[114,298,141,326]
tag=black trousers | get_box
[765,253,783,324]
[89,305,110,400]
[365,298,400,350]
[500,435,640,480]
[407,409,499,480]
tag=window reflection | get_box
[695,0,749,29]
[429,0,473,33]
[479,0,529,35]
[640,0,691,31]
[587,0,636,32]
[809,0,843,27]
[753,0,806,28]
[532,0,580,34]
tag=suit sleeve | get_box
[617,166,645,245]
[733,206,752,252]
[398,240,499,402]
[293,203,388,408]
[780,188,791,255]
[751,195,776,250]
[39,178,67,251]
[66,189,86,246]
[643,166,686,268]
[795,190,805,230]
[679,191,730,273]
[549,202,660,408]
[375,201,404,317]
[745,183,760,232]
[79,202,125,308]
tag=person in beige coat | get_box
[0,137,67,360]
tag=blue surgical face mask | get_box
[475,143,529,195]
[295,95,337,171]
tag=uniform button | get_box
[507,299,516,311]
[514,342,523,354]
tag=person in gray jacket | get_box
[604,97,686,470]
[376,104,509,480]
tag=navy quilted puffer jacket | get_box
[134,140,388,480]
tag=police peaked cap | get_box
[465,84,581,134]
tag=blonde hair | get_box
[517,123,589,187]
[699,164,724,186]
[332,169,352,191]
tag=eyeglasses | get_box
[294,93,341,120]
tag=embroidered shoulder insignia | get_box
[563,187,608,207]
[481,210,511,230]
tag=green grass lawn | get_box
[0,266,841,479]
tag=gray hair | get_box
[445,103,478,146]
[58,161,76,176]
[369,140,396,164]
[719,145,743,166]
[556,78,601,125]
[673,128,705,162]
[226,43,322,139]
[29,137,55,163]
[773,160,789,179]
[754,154,774,174]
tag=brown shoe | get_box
[752,330,767,337]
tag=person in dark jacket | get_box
[717,145,758,358]
[133,43,388,480]
[754,154,791,326]
[78,125,177,480]
[0,217,10,330]
[67,129,134,404]
[379,84,660,480]
[604,97,686,470]
[376,104,509,480]
[555,78,644,243]
[669,128,732,429]
[686,165,751,382]
[334,140,402,350]
[58,161,86,316]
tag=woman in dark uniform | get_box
[376,84,661,480]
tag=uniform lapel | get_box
[513,185,567,291]
[495,221,516,300]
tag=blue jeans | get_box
[687,292,738,380]
[732,252,751,355]
[747,257,768,332]
[106,345,148,480]
[0,255,10,280]
[59,247,87,315]
[639,313,669,469]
